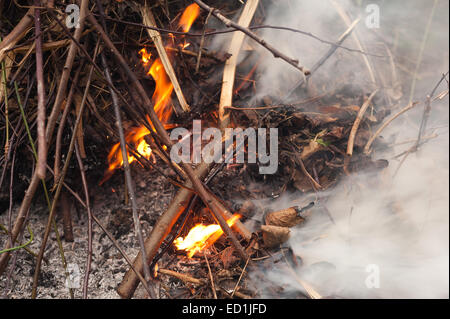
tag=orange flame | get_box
[148,58,174,123]
[179,3,200,33]
[174,214,241,258]
[101,59,174,184]
[101,4,201,184]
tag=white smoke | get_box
[242,0,449,298]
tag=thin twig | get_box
[193,0,309,76]
[345,90,378,173]
[94,13,382,57]
[157,268,205,286]
[195,8,213,73]
[231,256,250,299]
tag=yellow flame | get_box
[139,48,152,65]
[174,214,241,258]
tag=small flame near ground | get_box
[174,214,241,258]
[100,4,200,184]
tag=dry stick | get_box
[88,14,248,258]
[116,0,258,297]
[140,4,190,113]
[31,39,98,299]
[60,191,74,242]
[0,1,88,276]
[74,140,93,299]
[344,90,378,173]
[298,156,322,190]
[192,0,309,76]
[219,0,260,129]
[34,0,46,179]
[157,268,205,286]
[364,102,419,155]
